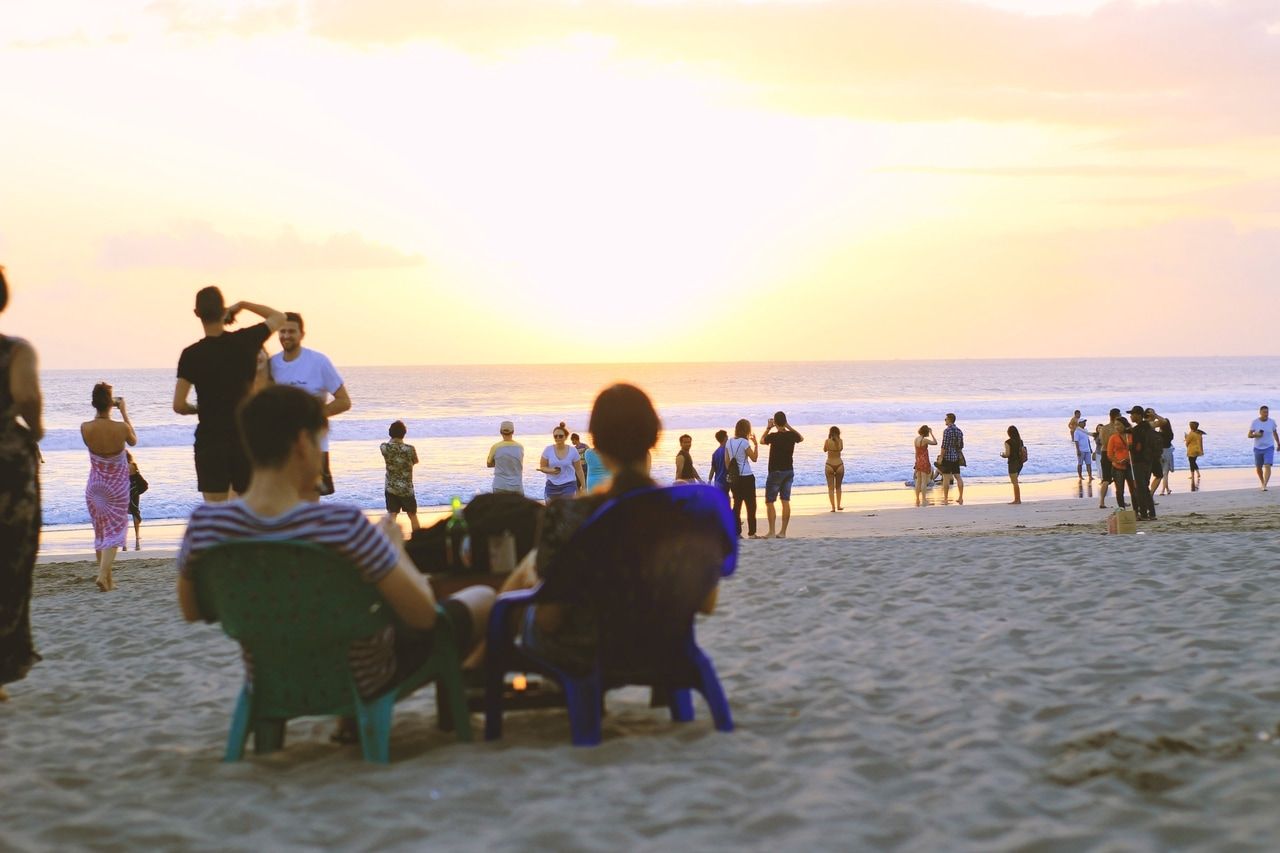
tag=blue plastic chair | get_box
[191,539,472,763]
[484,483,737,746]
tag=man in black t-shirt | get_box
[761,410,803,539]
[173,286,286,502]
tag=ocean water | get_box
[34,357,1270,528]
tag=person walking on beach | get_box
[487,421,525,494]
[1073,418,1093,482]
[1107,418,1136,511]
[674,434,703,484]
[939,413,965,505]
[762,411,803,539]
[824,426,845,512]
[1001,425,1028,504]
[177,386,495,741]
[1095,408,1121,509]
[271,313,351,496]
[0,267,45,701]
[127,452,148,551]
[81,383,137,592]
[708,430,730,499]
[912,425,937,507]
[1126,406,1159,520]
[174,286,286,502]
[1248,406,1278,490]
[727,419,760,538]
[1185,421,1206,491]
[381,420,420,532]
[1148,408,1175,496]
[539,422,584,502]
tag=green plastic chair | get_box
[191,539,472,763]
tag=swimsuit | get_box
[913,442,932,475]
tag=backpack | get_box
[725,440,741,485]
[406,491,543,573]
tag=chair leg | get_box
[483,659,506,742]
[564,673,603,747]
[224,685,253,762]
[356,694,395,764]
[692,649,734,733]
[669,689,695,723]
[252,719,286,754]
[435,682,455,733]
[440,665,473,743]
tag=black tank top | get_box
[677,450,697,480]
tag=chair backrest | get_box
[538,484,737,685]
[192,539,392,717]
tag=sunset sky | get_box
[3,0,1278,368]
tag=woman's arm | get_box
[746,439,759,462]
[538,452,555,475]
[9,339,43,441]
[574,457,585,490]
[119,400,138,446]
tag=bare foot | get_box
[957,499,964,506]
[1008,500,1021,504]
[777,534,787,539]
[0,686,9,702]
[95,578,108,592]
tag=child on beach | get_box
[380,420,420,532]
[127,452,148,551]
[1185,421,1206,491]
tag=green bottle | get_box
[445,497,472,569]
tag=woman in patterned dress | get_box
[0,267,45,700]
[80,382,137,592]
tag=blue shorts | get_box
[1255,446,1275,467]
[765,470,794,503]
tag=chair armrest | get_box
[486,586,541,652]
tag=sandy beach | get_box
[5,486,1280,850]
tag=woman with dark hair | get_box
[80,382,137,591]
[538,422,584,502]
[912,425,937,508]
[727,419,759,538]
[0,267,45,700]
[1001,425,1027,505]
[824,426,844,512]
[497,383,714,669]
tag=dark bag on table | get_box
[405,491,543,574]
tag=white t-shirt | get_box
[1073,427,1092,454]
[542,444,580,486]
[489,441,524,492]
[1251,417,1276,450]
[727,437,753,477]
[270,348,344,451]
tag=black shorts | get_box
[390,598,474,682]
[385,490,418,514]
[939,460,962,475]
[1100,456,1114,483]
[194,433,251,494]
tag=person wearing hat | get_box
[487,420,525,495]
[1184,421,1207,491]
[1072,417,1093,482]
[1126,405,1159,520]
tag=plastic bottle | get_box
[445,497,472,569]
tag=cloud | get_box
[875,164,1239,178]
[100,221,425,271]
[144,0,301,38]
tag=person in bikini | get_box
[823,426,844,512]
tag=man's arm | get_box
[1273,426,1279,449]
[173,378,197,415]
[227,301,287,332]
[790,427,804,443]
[326,385,351,417]
[486,443,497,468]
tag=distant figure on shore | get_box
[1095,408,1121,509]
[939,413,965,505]
[1073,418,1093,482]
[271,312,351,496]
[1185,421,1206,491]
[1001,425,1027,505]
[674,434,703,484]
[1107,417,1135,510]
[824,426,844,512]
[728,419,759,538]
[381,420,420,532]
[81,383,137,591]
[1067,409,1081,439]
[1140,408,1165,498]
[174,286,285,502]
[176,386,494,742]
[913,425,937,508]
[252,347,272,393]
[539,422,583,502]
[1126,405,1159,520]
[583,442,610,492]
[1248,405,1278,491]
[1149,408,1175,496]
[127,452,148,551]
[762,412,802,539]
[0,266,45,701]
[708,430,730,499]
[487,420,525,494]
[570,433,589,461]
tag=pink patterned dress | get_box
[86,450,130,551]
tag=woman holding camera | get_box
[81,382,137,591]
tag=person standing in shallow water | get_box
[1001,425,1027,505]
[381,420,420,532]
[539,422,584,502]
[1247,405,1277,491]
[487,420,525,494]
[727,419,760,538]
[824,426,844,512]
[127,452,148,551]
[0,266,45,701]
[912,425,937,508]
[81,383,137,592]
[674,434,703,484]
[939,413,965,505]
[1185,421,1206,491]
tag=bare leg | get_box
[765,501,777,538]
[914,473,925,507]
[1265,464,1273,490]
[133,517,141,550]
[826,469,836,511]
[408,512,421,532]
[942,473,952,504]
[97,546,119,591]
[1009,473,1021,504]
[779,500,791,538]
[1098,480,1110,508]
[955,474,964,505]
[202,491,231,503]
[836,471,843,511]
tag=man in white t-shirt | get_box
[270,312,351,495]
[1248,405,1279,491]
[1073,418,1093,482]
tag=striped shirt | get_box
[178,500,402,698]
